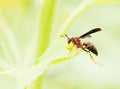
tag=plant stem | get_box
[29,0,56,89]
[27,72,46,89]
[0,17,22,67]
[58,0,97,35]
[35,0,56,59]
[58,0,120,35]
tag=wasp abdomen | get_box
[83,42,98,56]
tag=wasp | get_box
[62,28,103,66]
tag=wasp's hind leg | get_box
[87,51,104,67]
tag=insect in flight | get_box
[62,28,103,66]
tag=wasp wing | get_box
[79,28,101,39]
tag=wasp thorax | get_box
[68,37,82,48]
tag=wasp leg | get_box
[68,47,76,56]
[82,48,89,52]
[68,50,73,56]
[88,51,104,67]
[68,46,80,56]
[74,46,81,55]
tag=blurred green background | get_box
[0,0,120,89]
[45,1,120,89]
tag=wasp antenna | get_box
[59,35,65,37]
[64,34,69,39]
[59,34,69,39]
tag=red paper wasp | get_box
[62,28,103,66]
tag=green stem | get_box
[0,17,22,67]
[26,72,46,89]
[35,0,56,59]
[58,0,120,35]
[28,0,56,89]
[58,0,97,35]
